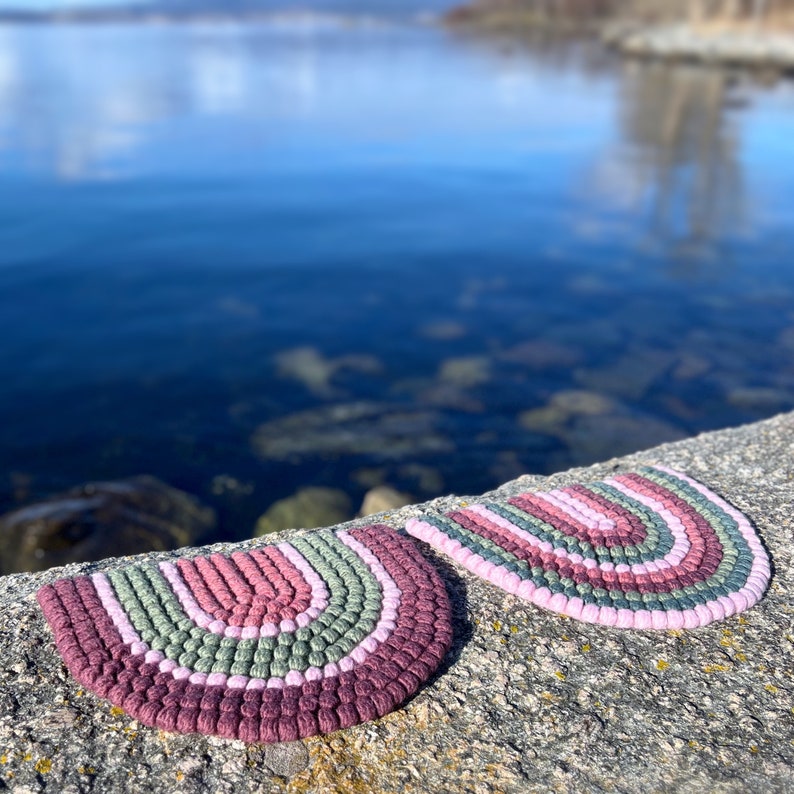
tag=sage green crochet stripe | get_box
[422,511,611,606]
[498,482,672,563]
[636,467,749,594]
[287,532,383,673]
[107,530,382,678]
[581,482,673,562]
[486,501,603,560]
[638,468,754,594]
[516,475,745,609]
[428,469,755,612]
[421,513,532,579]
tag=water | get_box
[0,19,793,555]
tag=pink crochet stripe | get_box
[604,478,691,571]
[653,466,771,601]
[538,490,618,532]
[463,486,718,588]
[91,572,142,647]
[160,549,329,640]
[175,545,311,625]
[93,535,402,690]
[508,488,649,550]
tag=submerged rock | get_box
[0,476,215,575]
[438,356,491,388]
[359,486,413,517]
[575,349,677,400]
[520,389,685,466]
[254,487,352,537]
[499,339,582,369]
[274,346,382,398]
[351,464,445,497]
[417,320,467,341]
[672,353,712,381]
[519,390,618,434]
[251,402,454,462]
[727,387,793,413]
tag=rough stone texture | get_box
[1,413,793,793]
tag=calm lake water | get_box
[1,18,793,554]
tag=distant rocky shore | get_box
[446,2,794,72]
[604,23,794,70]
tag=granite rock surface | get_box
[1,413,793,793]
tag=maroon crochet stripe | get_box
[454,499,718,595]
[505,493,602,545]
[564,485,649,547]
[448,509,547,568]
[37,526,453,744]
[615,474,723,580]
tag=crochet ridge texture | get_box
[37,525,453,743]
[406,466,770,629]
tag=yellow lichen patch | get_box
[738,616,748,625]
[109,706,125,718]
[540,691,561,703]
[22,753,32,763]
[78,766,96,775]
[0,755,6,765]
[765,684,779,694]
[703,664,729,673]
[459,502,468,507]
[175,771,185,782]
[688,740,702,751]
[553,671,566,681]
[510,625,518,634]
[492,620,502,632]
[34,758,52,775]
[288,734,415,794]
[655,659,669,672]
[750,745,759,754]
[581,643,591,653]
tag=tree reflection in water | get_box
[616,60,746,264]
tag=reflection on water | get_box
[0,20,793,570]
[614,61,745,255]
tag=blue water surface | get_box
[0,19,793,542]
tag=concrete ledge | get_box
[1,413,793,792]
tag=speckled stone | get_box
[1,413,793,793]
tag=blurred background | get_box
[0,0,792,573]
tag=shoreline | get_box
[444,2,794,72]
[603,22,794,71]
[2,5,793,72]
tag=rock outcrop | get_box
[1,413,792,792]
[0,476,215,576]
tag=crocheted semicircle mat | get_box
[38,525,453,743]
[406,466,770,630]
